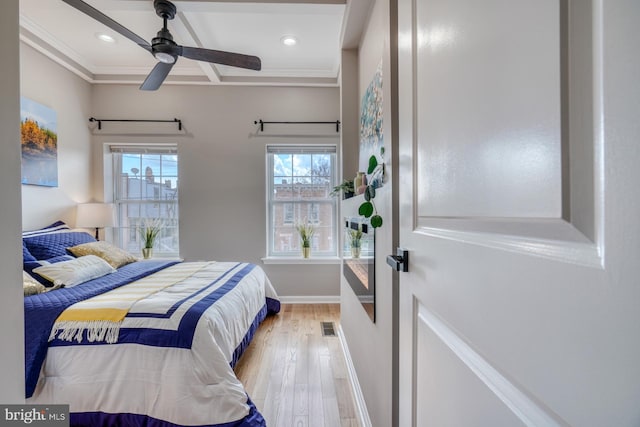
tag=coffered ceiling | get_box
[19,0,351,87]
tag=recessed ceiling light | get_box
[280,35,298,46]
[95,33,116,43]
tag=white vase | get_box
[142,247,153,259]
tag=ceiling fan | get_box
[62,0,262,90]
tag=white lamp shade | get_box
[76,203,115,228]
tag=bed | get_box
[22,221,280,427]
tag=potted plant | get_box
[139,218,162,259]
[330,179,355,199]
[295,221,315,258]
[347,226,363,258]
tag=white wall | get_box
[0,0,25,403]
[90,84,341,297]
[340,0,397,425]
[341,49,360,181]
[20,43,93,230]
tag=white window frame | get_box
[109,144,179,258]
[266,144,338,258]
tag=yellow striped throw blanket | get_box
[49,262,210,344]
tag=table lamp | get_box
[76,203,115,240]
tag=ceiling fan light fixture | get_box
[154,51,176,64]
[280,35,298,46]
[152,40,178,64]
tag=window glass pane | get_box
[267,146,336,257]
[160,154,179,193]
[141,154,161,180]
[272,224,296,252]
[312,154,331,177]
[273,154,292,180]
[161,154,178,175]
[274,183,293,200]
[121,154,142,177]
[112,148,179,257]
[283,203,294,224]
[293,154,312,178]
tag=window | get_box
[111,145,179,257]
[267,145,337,257]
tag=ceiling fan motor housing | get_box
[154,0,177,20]
[151,1,178,64]
[152,28,179,63]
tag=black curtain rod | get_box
[89,117,182,131]
[254,119,340,133]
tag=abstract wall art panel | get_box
[359,60,384,179]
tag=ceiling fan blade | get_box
[180,46,261,71]
[140,62,175,91]
[61,0,151,52]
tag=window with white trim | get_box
[267,145,337,257]
[111,145,179,257]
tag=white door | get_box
[397,1,640,426]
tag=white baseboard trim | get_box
[278,295,341,304]
[337,325,372,427]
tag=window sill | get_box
[261,257,341,265]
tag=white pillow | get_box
[23,270,40,284]
[33,255,116,287]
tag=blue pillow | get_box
[24,255,75,287]
[22,221,70,238]
[23,231,96,260]
[23,242,37,263]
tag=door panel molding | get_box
[415,218,602,268]
[407,0,604,270]
[412,0,563,220]
[414,301,569,426]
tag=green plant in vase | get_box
[348,226,363,258]
[139,218,162,259]
[330,179,355,199]
[296,221,315,258]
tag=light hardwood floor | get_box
[235,304,361,427]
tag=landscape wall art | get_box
[21,96,58,187]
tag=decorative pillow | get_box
[32,255,116,287]
[67,241,138,269]
[24,255,75,287]
[22,221,70,238]
[23,231,96,260]
[22,255,75,288]
[23,270,40,284]
[24,281,46,296]
[23,271,46,296]
[23,242,37,263]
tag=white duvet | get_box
[28,261,278,426]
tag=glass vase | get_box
[351,245,361,259]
